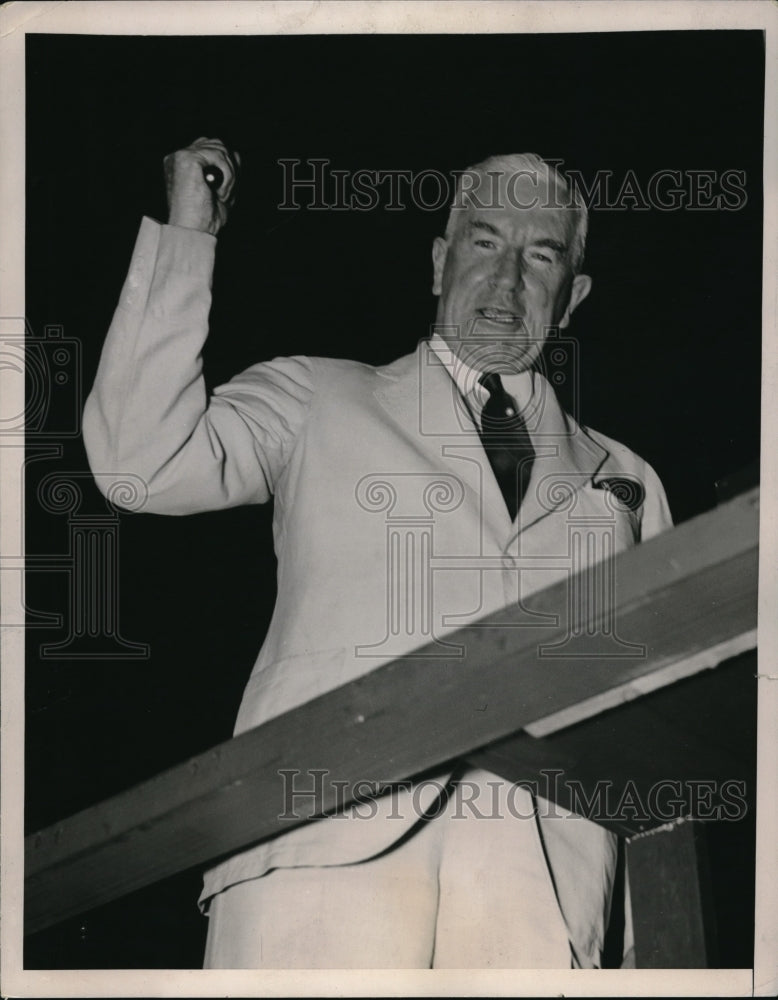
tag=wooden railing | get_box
[24,488,759,965]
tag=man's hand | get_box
[164,137,240,236]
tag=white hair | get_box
[444,153,588,273]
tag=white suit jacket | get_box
[83,218,673,963]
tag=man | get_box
[83,139,672,968]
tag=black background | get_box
[23,31,762,968]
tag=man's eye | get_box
[474,239,496,249]
[531,251,552,263]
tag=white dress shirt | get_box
[428,332,536,431]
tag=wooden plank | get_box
[522,628,756,737]
[627,821,718,968]
[24,488,759,935]
[470,649,756,837]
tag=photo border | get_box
[1,2,775,996]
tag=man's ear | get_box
[558,273,592,329]
[432,236,448,295]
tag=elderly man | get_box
[83,139,671,969]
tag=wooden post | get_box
[627,820,718,968]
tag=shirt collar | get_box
[428,332,535,414]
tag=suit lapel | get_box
[373,342,610,553]
[509,373,610,545]
[373,341,510,548]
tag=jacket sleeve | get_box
[639,458,674,540]
[82,218,313,515]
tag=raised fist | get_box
[164,137,240,236]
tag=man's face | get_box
[432,171,591,372]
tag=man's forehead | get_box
[459,200,577,242]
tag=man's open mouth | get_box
[476,307,523,326]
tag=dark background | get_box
[23,31,762,968]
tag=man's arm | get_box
[82,138,313,515]
[639,458,674,540]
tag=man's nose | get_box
[489,247,523,290]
